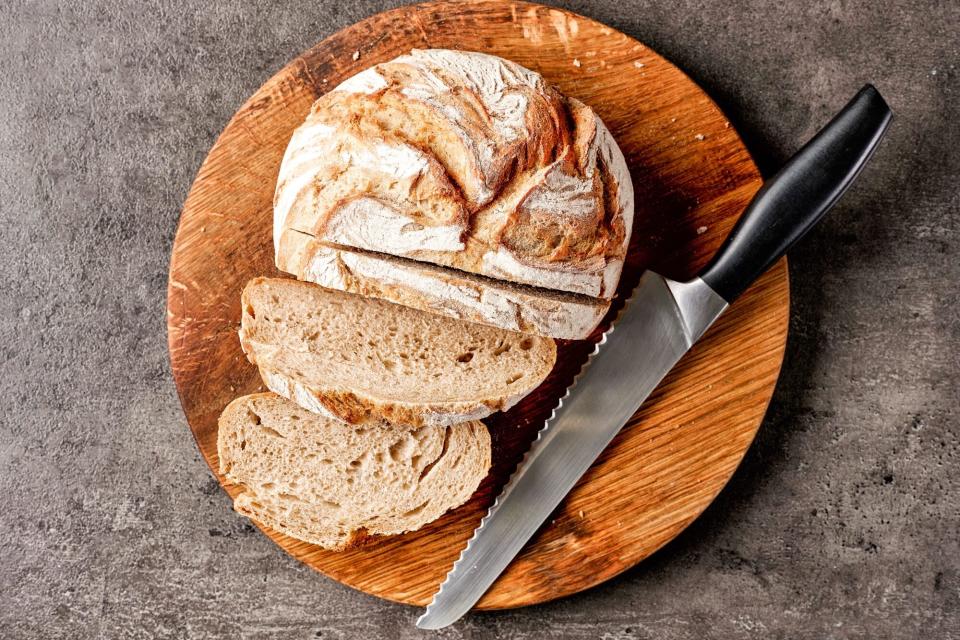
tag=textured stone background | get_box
[1,0,957,638]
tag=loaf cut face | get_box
[274,48,634,300]
[218,393,491,550]
[239,277,557,427]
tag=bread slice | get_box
[277,230,609,340]
[239,277,557,427]
[218,393,491,550]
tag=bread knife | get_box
[417,85,892,630]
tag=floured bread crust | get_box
[274,49,634,299]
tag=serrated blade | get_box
[417,272,728,630]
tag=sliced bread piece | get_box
[277,230,609,340]
[239,277,557,427]
[218,393,491,550]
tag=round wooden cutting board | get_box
[167,0,789,610]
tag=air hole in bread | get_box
[349,460,362,468]
[271,295,279,304]
[388,436,413,462]
[277,492,299,503]
[239,440,247,451]
[259,426,284,439]
[245,304,256,318]
[320,499,341,509]
[493,340,511,356]
[506,373,524,385]
[248,410,262,426]
[402,500,431,518]
[382,360,396,371]
[456,352,474,363]
[418,429,452,482]
[519,338,534,350]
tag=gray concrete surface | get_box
[0,0,957,638]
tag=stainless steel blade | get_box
[417,272,728,630]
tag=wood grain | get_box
[167,0,789,610]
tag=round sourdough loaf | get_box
[274,49,634,335]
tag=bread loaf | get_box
[239,277,557,427]
[277,230,609,339]
[274,48,633,301]
[218,393,491,550]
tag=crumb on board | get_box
[633,60,645,68]
[572,58,581,67]
[695,133,706,141]
[697,226,708,235]
[579,510,585,518]
[352,50,360,61]
[671,117,677,123]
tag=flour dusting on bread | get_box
[275,48,634,301]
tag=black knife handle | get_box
[699,84,892,303]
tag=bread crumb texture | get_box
[239,277,557,427]
[218,393,492,550]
